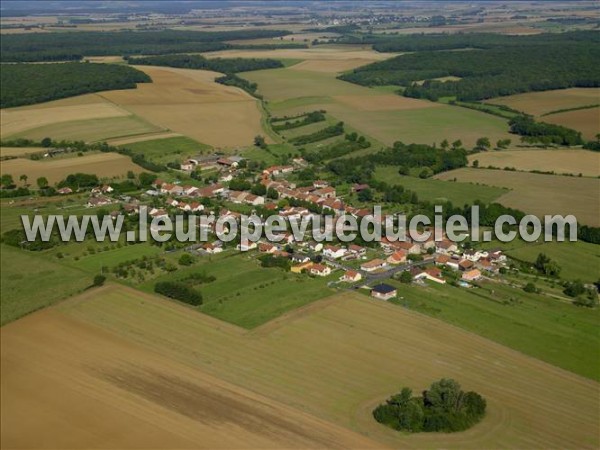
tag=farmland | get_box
[242,64,514,148]
[468,149,600,176]
[2,285,595,449]
[542,107,600,140]
[435,168,600,226]
[374,166,507,205]
[142,253,335,329]
[100,66,269,149]
[487,88,600,117]
[0,245,90,326]
[117,135,210,164]
[0,152,143,185]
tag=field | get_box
[241,63,514,148]
[117,135,211,164]
[0,303,376,450]
[0,152,144,185]
[0,93,131,138]
[490,239,600,283]
[1,284,596,449]
[468,149,600,176]
[141,253,335,329]
[542,106,600,140]
[435,168,600,226]
[100,66,269,150]
[0,245,90,326]
[0,146,44,158]
[374,166,508,205]
[487,88,600,116]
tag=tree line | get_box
[289,122,345,145]
[127,54,283,74]
[0,29,290,62]
[1,63,151,108]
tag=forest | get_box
[0,63,151,108]
[340,32,599,101]
[127,54,284,73]
[0,29,290,62]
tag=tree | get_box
[399,270,413,283]
[523,282,537,293]
[36,176,49,189]
[451,139,462,150]
[126,170,135,179]
[424,378,462,413]
[472,159,479,168]
[254,135,267,149]
[419,168,432,179]
[1,174,14,188]
[475,137,491,151]
[563,280,586,298]
[19,174,28,186]
[93,274,106,286]
[139,172,157,187]
[41,137,52,147]
[440,139,449,150]
[178,253,194,266]
[357,188,373,202]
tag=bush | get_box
[178,253,194,266]
[93,274,106,286]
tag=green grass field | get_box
[478,239,599,283]
[10,115,163,143]
[384,280,600,381]
[119,135,211,164]
[0,245,90,326]
[374,166,508,205]
[140,252,335,329]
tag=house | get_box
[238,241,258,252]
[387,250,407,265]
[86,196,112,208]
[161,183,184,196]
[149,208,168,220]
[352,183,370,193]
[291,254,310,264]
[219,172,234,183]
[436,239,458,255]
[476,258,498,273]
[323,245,345,259]
[217,157,240,168]
[340,270,362,282]
[203,242,223,254]
[308,241,323,253]
[180,160,195,172]
[488,249,507,262]
[291,261,313,274]
[259,242,278,253]
[57,187,72,195]
[292,157,307,167]
[189,202,204,212]
[435,254,451,265]
[91,185,113,194]
[313,186,336,199]
[361,259,387,272]
[371,284,397,300]
[348,244,367,257]
[313,180,329,189]
[123,203,139,215]
[395,241,421,255]
[462,269,482,281]
[459,259,475,271]
[414,267,446,284]
[310,263,331,277]
[263,165,294,177]
[243,193,265,206]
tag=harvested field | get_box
[106,131,182,146]
[435,168,600,226]
[1,306,378,449]
[487,88,600,116]
[468,149,600,176]
[543,106,600,140]
[100,66,268,149]
[0,147,44,158]
[289,58,381,73]
[1,152,143,184]
[9,115,163,143]
[0,94,130,138]
[7,285,594,449]
[205,45,394,62]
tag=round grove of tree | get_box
[373,379,486,433]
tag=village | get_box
[72,150,510,302]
